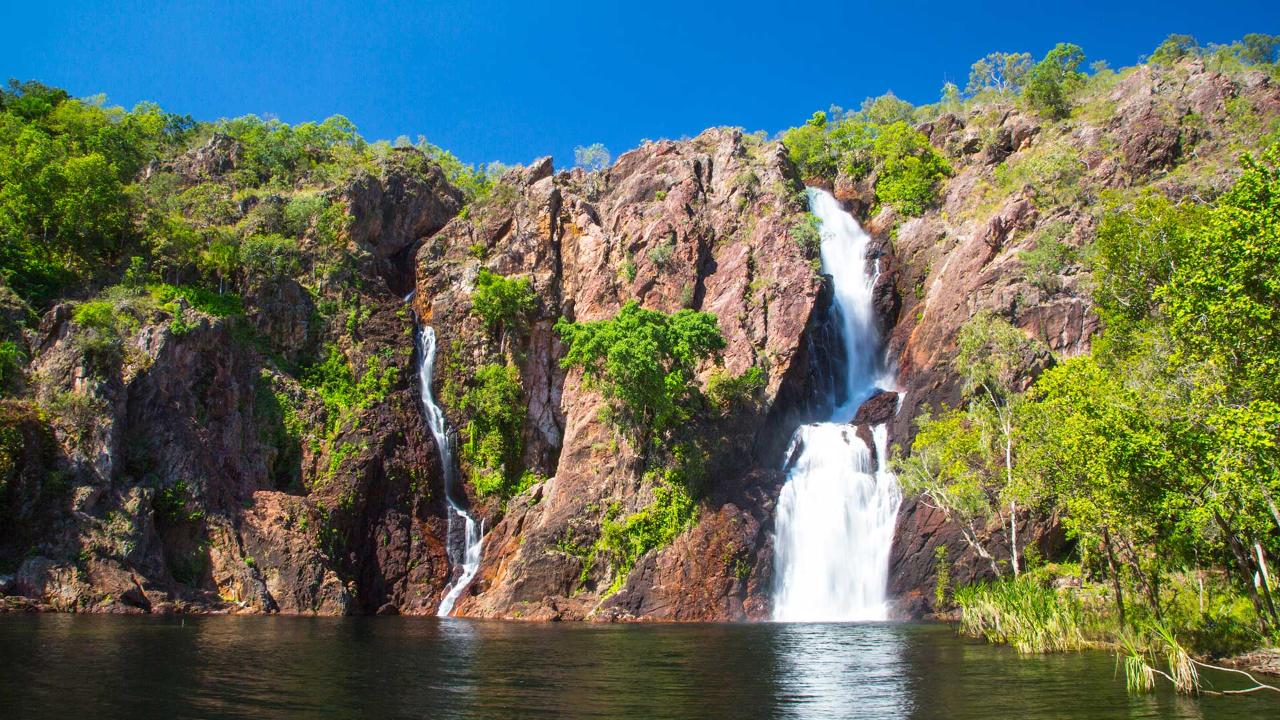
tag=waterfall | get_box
[414,324,483,617]
[771,188,902,622]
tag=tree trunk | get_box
[1253,542,1280,628]
[1103,529,1128,630]
[1009,498,1019,577]
[1218,513,1272,633]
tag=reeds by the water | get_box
[954,574,1089,654]
[954,575,1280,696]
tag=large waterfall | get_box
[771,188,902,622]
[414,325,483,617]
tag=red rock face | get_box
[416,129,825,620]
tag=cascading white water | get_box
[771,188,902,622]
[415,325,483,617]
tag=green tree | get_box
[1023,43,1086,119]
[966,52,1033,96]
[894,407,1010,576]
[1148,34,1199,66]
[1161,143,1280,402]
[573,143,611,172]
[556,301,725,448]
[1240,33,1280,65]
[1017,354,1188,626]
[860,92,915,126]
[782,112,836,178]
[955,312,1045,575]
[871,122,952,215]
[1156,143,1280,626]
[471,269,535,346]
[1089,192,1205,336]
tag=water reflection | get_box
[771,623,909,719]
[0,616,1276,719]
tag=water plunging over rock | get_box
[415,325,483,617]
[772,188,902,622]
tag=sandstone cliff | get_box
[2,56,1278,619]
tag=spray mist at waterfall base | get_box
[771,188,902,623]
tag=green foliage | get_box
[1149,34,1199,66]
[955,311,1039,402]
[460,362,527,499]
[0,82,191,306]
[966,52,1033,96]
[148,283,242,317]
[409,136,498,203]
[1019,222,1077,293]
[218,113,364,188]
[992,142,1086,209]
[573,143,611,172]
[240,233,302,279]
[556,301,726,446]
[1017,354,1182,583]
[705,366,766,413]
[895,407,1004,557]
[0,341,24,394]
[955,574,1088,653]
[1023,43,1086,119]
[781,111,950,215]
[301,344,398,439]
[871,122,953,215]
[647,238,675,269]
[896,312,1042,577]
[859,92,915,126]
[781,112,835,178]
[1160,142,1280,402]
[471,269,535,339]
[1088,191,1205,338]
[595,472,698,596]
[1240,33,1280,65]
[72,299,121,334]
[283,193,328,236]
[933,546,952,609]
[152,479,205,524]
[788,214,822,255]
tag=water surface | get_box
[2,616,1276,719]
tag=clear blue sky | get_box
[3,1,1277,168]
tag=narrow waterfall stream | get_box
[771,188,902,622]
[414,324,483,617]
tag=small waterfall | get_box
[771,188,902,622]
[414,324,483,617]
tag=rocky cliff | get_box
[2,56,1278,618]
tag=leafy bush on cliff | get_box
[460,362,527,499]
[0,341,23,393]
[705,366,766,414]
[302,345,399,439]
[781,108,951,216]
[871,122,953,215]
[556,301,726,448]
[471,269,535,341]
[1023,43,1086,119]
[596,471,697,595]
